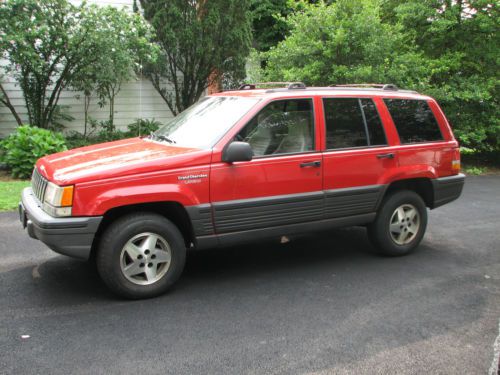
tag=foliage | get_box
[63,131,95,150]
[383,0,499,153]
[140,0,253,114]
[0,181,31,211]
[127,118,162,137]
[265,1,419,83]
[462,166,486,175]
[262,0,499,152]
[0,125,66,178]
[0,0,156,130]
[49,105,75,132]
[250,0,291,52]
[64,117,162,150]
[69,5,157,132]
[250,0,336,53]
[0,0,100,128]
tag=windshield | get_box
[154,96,260,149]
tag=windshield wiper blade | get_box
[150,132,176,144]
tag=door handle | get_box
[300,161,321,168]
[377,153,395,159]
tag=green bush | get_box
[127,118,163,137]
[0,125,67,179]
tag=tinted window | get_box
[384,99,443,143]
[236,99,314,156]
[323,98,387,149]
[361,99,386,146]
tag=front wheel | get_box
[367,190,427,256]
[96,213,186,299]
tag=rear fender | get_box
[378,164,438,185]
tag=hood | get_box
[36,137,210,185]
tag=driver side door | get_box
[209,98,323,235]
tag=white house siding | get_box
[0,0,174,138]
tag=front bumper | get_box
[19,187,102,260]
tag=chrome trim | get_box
[31,168,48,203]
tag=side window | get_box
[236,99,314,156]
[360,99,386,146]
[323,98,387,149]
[384,99,443,143]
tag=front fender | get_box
[72,173,209,216]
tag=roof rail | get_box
[238,84,256,90]
[382,84,398,91]
[287,82,306,89]
[329,83,399,91]
[237,82,307,90]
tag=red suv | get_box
[19,83,465,298]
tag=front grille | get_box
[31,168,48,203]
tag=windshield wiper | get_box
[149,132,176,144]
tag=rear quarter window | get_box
[384,99,443,143]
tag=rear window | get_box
[323,98,387,149]
[384,99,443,143]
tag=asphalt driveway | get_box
[0,175,499,374]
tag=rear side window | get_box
[323,98,387,149]
[384,99,443,143]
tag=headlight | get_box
[43,182,74,217]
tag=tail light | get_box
[451,148,461,174]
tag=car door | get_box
[210,97,323,235]
[321,96,398,219]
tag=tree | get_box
[139,0,253,115]
[0,0,103,128]
[70,6,157,133]
[263,0,499,152]
[250,0,291,53]
[250,0,336,54]
[0,76,23,126]
[264,0,424,85]
[381,0,499,152]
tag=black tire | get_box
[367,190,427,256]
[96,212,186,299]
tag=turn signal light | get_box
[61,186,74,207]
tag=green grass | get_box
[0,181,30,211]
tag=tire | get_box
[96,212,186,299]
[367,190,427,256]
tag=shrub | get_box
[0,125,67,179]
[127,118,163,137]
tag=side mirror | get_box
[223,141,253,163]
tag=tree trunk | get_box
[84,92,91,137]
[0,82,23,126]
[109,94,115,131]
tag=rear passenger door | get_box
[321,97,397,219]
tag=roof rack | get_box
[237,82,307,90]
[329,83,399,91]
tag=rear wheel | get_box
[368,190,427,256]
[96,212,186,299]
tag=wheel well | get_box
[385,178,434,207]
[89,202,194,261]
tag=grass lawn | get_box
[0,172,30,211]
